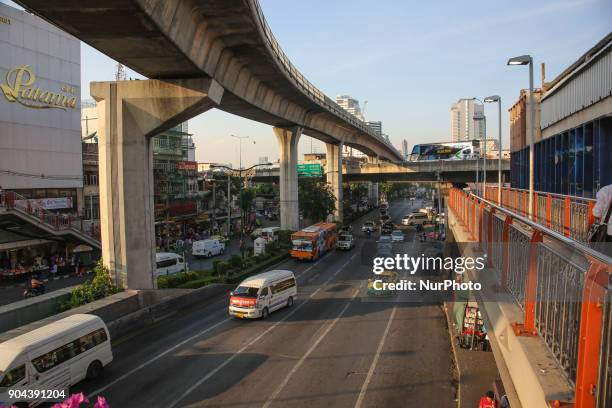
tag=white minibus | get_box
[229,270,297,319]
[0,314,113,408]
[155,252,187,277]
[402,212,428,226]
[261,227,280,242]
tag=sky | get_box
[4,0,611,167]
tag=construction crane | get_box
[115,63,126,81]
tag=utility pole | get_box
[227,172,231,238]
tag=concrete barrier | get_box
[0,284,233,343]
[0,285,77,334]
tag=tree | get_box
[298,178,336,223]
[380,182,394,199]
[240,187,256,214]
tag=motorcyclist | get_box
[30,277,45,294]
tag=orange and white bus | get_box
[290,222,337,261]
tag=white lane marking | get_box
[88,247,331,397]
[262,288,361,408]
[354,305,397,408]
[87,316,231,399]
[169,254,358,408]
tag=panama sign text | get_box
[1,65,77,110]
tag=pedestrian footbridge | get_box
[446,188,611,408]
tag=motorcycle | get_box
[23,284,46,298]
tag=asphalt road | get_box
[73,199,456,408]
[0,273,91,306]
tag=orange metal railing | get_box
[449,188,611,408]
[482,186,596,242]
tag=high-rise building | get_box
[450,98,486,141]
[336,95,365,121]
[402,139,409,160]
[366,121,382,137]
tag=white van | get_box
[402,212,429,226]
[229,270,297,319]
[155,252,187,277]
[192,239,225,258]
[0,314,112,407]
[261,227,280,242]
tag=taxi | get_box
[367,270,399,297]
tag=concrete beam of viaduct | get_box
[91,78,223,289]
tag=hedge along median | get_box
[166,249,291,290]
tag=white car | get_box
[192,239,225,258]
[378,235,392,244]
[391,230,404,242]
[336,234,356,250]
[362,221,376,232]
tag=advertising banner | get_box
[15,197,73,210]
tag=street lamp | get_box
[211,163,272,256]
[484,95,502,203]
[507,54,534,218]
[472,98,486,196]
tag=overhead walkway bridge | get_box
[446,188,611,408]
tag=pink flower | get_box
[93,396,110,408]
[51,393,90,408]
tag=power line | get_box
[0,169,82,181]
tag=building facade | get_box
[336,95,365,121]
[510,33,612,198]
[366,121,382,137]
[450,98,486,142]
[0,3,81,211]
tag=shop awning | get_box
[0,239,54,251]
[73,244,94,253]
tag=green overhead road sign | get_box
[297,163,322,177]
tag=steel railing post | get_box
[487,208,495,267]
[512,230,542,336]
[573,258,609,408]
[500,215,513,291]
[546,194,553,229]
[533,192,539,223]
[564,196,571,237]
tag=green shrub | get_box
[278,230,292,246]
[212,260,222,275]
[216,260,231,276]
[58,261,122,311]
[176,276,220,289]
[230,255,243,269]
[157,271,199,289]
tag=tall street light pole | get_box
[508,55,534,218]
[473,97,486,196]
[230,134,250,245]
[484,95,502,203]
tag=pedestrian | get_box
[50,262,58,276]
[479,391,497,408]
[591,184,612,242]
[0,185,3,206]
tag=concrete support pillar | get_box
[368,182,380,207]
[274,126,302,231]
[91,78,223,289]
[325,142,343,222]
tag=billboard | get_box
[409,141,479,162]
[177,161,198,171]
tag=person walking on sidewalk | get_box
[591,184,612,256]
[478,390,497,408]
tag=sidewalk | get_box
[444,302,500,408]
